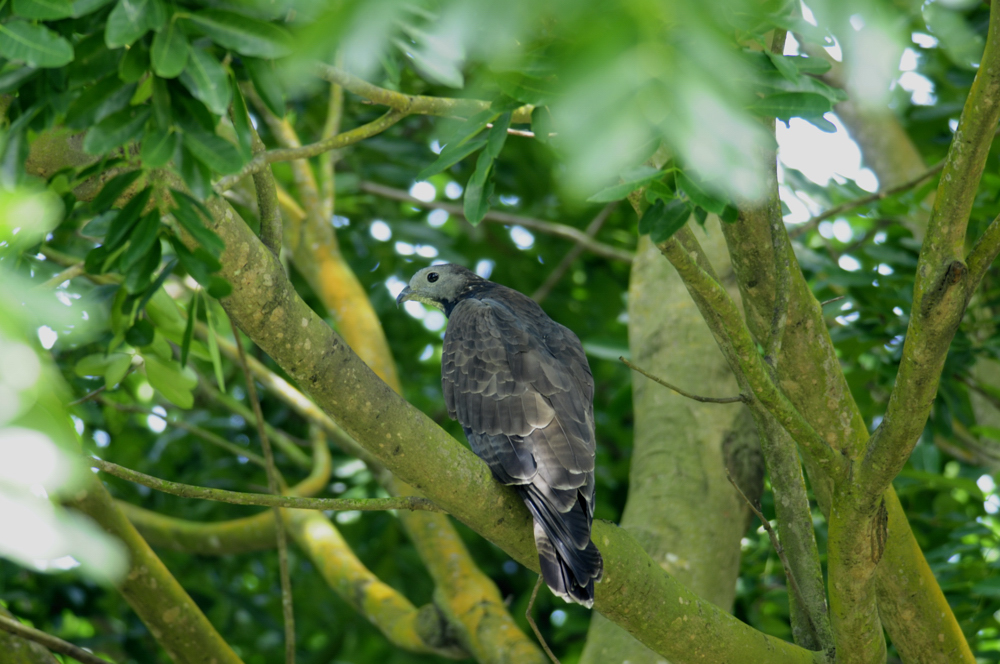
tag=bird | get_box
[397,263,603,607]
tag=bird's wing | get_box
[442,296,595,499]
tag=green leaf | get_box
[143,354,196,408]
[676,171,728,216]
[417,137,487,180]
[179,47,231,116]
[181,128,243,175]
[463,149,494,226]
[747,92,832,121]
[485,111,511,160]
[244,57,283,117]
[121,210,161,271]
[638,199,690,243]
[91,170,143,212]
[124,233,161,293]
[587,166,663,203]
[126,317,155,346]
[105,0,166,49]
[71,0,115,17]
[13,0,74,20]
[171,190,225,257]
[0,21,74,68]
[765,51,800,83]
[151,18,188,78]
[494,70,554,106]
[65,75,134,129]
[0,66,38,94]
[180,290,198,366]
[105,186,153,250]
[787,55,830,76]
[103,352,132,388]
[531,106,553,145]
[184,10,292,58]
[119,40,149,82]
[75,352,121,377]
[204,298,225,391]
[83,106,151,154]
[177,144,211,200]
[206,276,231,298]
[152,75,171,127]
[135,257,177,315]
[169,235,220,285]
[140,126,177,168]
[231,76,252,160]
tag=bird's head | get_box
[396,264,482,312]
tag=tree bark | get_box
[580,225,753,662]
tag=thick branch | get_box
[69,476,244,664]
[359,181,635,263]
[318,64,533,123]
[861,4,1000,505]
[199,190,818,662]
[655,229,843,475]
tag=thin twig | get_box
[533,203,617,303]
[621,356,745,404]
[789,161,944,240]
[68,384,108,406]
[90,458,442,512]
[317,64,534,123]
[725,469,813,638]
[38,262,85,289]
[359,181,634,263]
[214,110,405,194]
[525,576,561,664]
[98,398,268,467]
[230,320,296,664]
[0,614,116,664]
[819,296,846,307]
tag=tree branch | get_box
[359,181,635,263]
[69,476,245,664]
[861,3,1000,508]
[966,210,1000,289]
[214,110,405,194]
[532,203,617,303]
[317,64,533,123]
[230,319,296,664]
[93,458,444,513]
[196,188,818,662]
[788,162,944,240]
[620,356,744,404]
[0,615,114,664]
[655,228,844,475]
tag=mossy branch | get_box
[861,2,1000,507]
[655,229,844,476]
[317,64,533,123]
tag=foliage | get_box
[1,0,1000,662]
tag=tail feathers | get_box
[520,485,603,607]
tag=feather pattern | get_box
[439,278,603,607]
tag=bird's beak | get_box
[396,286,413,307]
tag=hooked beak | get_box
[395,286,413,307]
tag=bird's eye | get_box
[427,272,439,283]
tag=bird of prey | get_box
[397,264,603,607]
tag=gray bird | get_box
[397,264,603,607]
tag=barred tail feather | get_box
[520,486,603,607]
